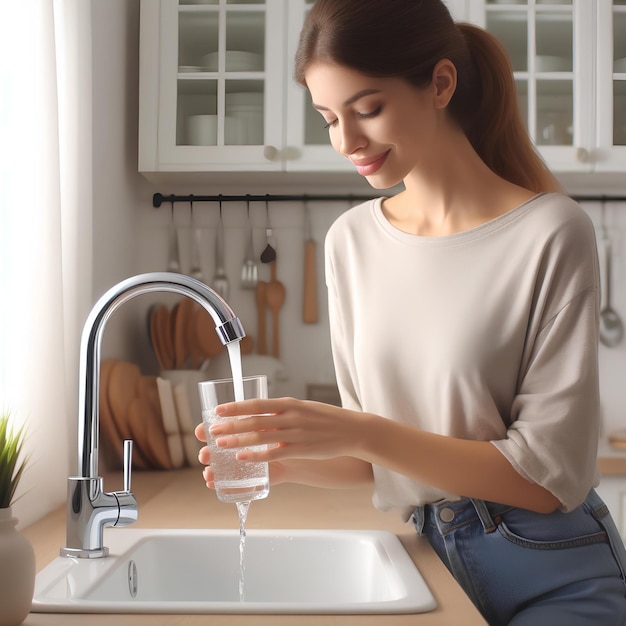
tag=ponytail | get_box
[453,24,561,193]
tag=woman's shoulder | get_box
[325,197,381,242]
[524,193,595,244]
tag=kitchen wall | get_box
[91,1,626,457]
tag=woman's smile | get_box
[351,150,391,176]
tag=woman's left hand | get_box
[208,397,372,463]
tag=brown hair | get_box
[295,0,560,193]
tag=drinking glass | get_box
[198,375,269,503]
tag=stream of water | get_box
[228,341,250,602]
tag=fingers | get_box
[202,465,215,489]
[195,422,207,442]
[198,445,210,465]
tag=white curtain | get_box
[0,0,93,528]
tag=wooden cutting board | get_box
[99,359,124,468]
[107,360,150,469]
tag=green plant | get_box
[0,411,29,508]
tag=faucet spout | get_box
[61,272,245,558]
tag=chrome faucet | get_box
[60,273,245,558]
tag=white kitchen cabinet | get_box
[139,0,286,175]
[138,0,483,178]
[466,0,626,177]
[595,0,626,172]
[139,0,625,184]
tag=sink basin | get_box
[32,528,436,614]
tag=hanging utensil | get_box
[188,197,203,281]
[599,202,623,348]
[302,201,318,323]
[266,260,286,359]
[166,201,181,273]
[255,280,268,355]
[260,197,277,264]
[212,198,229,299]
[241,196,259,289]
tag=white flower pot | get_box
[0,507,35,626]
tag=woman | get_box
[195,1,626,623]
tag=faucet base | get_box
[60,545,109,559]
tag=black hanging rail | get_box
[152,192,375,207]
[153,192,626,208]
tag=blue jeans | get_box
[412,490,626,625]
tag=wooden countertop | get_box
[21,468,487,625]
[598,448,626,476]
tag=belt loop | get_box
[470,499,498,533]
[411,506,426,536]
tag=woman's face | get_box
[305,62,452,189]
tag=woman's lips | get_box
[351,150,390,176]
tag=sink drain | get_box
[128,560,138,598]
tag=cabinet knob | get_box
[263,145,279,161]
[576,147,591,163]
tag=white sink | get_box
[32,528,436,614]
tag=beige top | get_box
[325,193,601,520]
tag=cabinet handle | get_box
[263,145,280,161]
[576,147,591,163]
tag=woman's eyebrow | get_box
[312,88,382,111]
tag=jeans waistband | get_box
[411,498,515,536]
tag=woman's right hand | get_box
[194,422,290,489]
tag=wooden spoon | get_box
[255,280,268,355]
[266,262,286,359]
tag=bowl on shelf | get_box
[187,115,218,145]
[225,92,264,145]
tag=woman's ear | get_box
[432,59,457,109]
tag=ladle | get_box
[599,230,623,348]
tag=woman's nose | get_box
[334,120,367,157]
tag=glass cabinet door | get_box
[595,0,626,171]
[157,0,284,170]
[284,0,351,171]
[473,1,594,171]
[609,0,626,148]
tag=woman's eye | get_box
[358,105,382,119]
[323,119,338,129]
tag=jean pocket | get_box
[496,504,609,551]
[585,493,626,583]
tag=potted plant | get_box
[0,411,35,626]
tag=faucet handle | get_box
[123,439,133,492]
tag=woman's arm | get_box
[207,398,560,514]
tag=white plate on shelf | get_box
[179,66,205,73]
